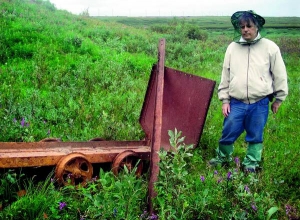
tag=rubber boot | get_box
[242,143,263,172]
[209,144,233,167]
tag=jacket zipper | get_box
[246,45,250,104]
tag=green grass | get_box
[0,0,299,219]
[95,15,300,29]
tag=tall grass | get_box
[0,0,299,219]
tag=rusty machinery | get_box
[0,39,216,200]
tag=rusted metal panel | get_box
[140,65,216,151]
[0,141,150,168]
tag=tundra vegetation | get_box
[0,0,299,219]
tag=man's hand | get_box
[271,101,281,114]
[222,103,230,117]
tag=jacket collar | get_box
[238,32,262,45]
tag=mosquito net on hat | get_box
[231,10,266,43]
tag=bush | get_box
[186,26,208,41]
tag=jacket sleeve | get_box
[270,49,288,102]
[218,46,231,103]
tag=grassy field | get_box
[0,0,299,219]
[95,15,300,28]
[96,16,300,38]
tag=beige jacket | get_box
[218,38,288,104]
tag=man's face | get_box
[239,20,258,42]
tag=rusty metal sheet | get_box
[140,65,216,151]
[0,141,150,168]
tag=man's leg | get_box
[242,143,263,171]
[210,98,246,166]
[243,97,269,171]
[209,143,234,166]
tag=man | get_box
[209,10,288,172]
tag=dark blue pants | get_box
[219,97,269,145]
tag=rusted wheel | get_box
[55,153,93,186]
[112,150,143,177]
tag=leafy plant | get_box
[152,129,289,219]
[0,169,24,210]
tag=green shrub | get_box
[186,26,208,41]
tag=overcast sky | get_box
[49,0,300,17]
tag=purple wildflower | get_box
[227,171,232,180]
[200,175,205,182]
[21,118,25,127]
[217,178,222,183]
[286,205,292,215]
[149,214,158,220]
[234,157,240,165]
[140,210,148,218]
[285,204,298,219]
[244,185,250,192]
[214,170,218,175]
[90,176,98,182]
[59,202,66,210]
[251,203,257,212]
